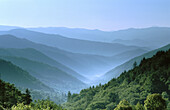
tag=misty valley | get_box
[0,26,169,110]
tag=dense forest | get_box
[63,50,170,110]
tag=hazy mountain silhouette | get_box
[0,58,52,91]
[0,35,147,79]
[28,27,170,49]
[0,56,86,93]
[0,48,88,83]
[0,28,148,56]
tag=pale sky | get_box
[0,0,170,31]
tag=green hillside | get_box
[0,59,51,91]
[103,44,170,83]
[63,49,170,110]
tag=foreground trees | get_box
[144,94,166,110]
[11,99,65,110]
[0,80,32,108]
[114,99,132,110]
[0,79,65,110]
[114,93,166,110]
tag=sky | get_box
[0,0,170,31]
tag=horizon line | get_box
[0,24,169,32]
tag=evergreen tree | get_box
[67,91,71,102]
[24,89,32,105]
[144,93,166,110]
[133,61,137,68]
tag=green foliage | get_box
[106,102,117,110]
[31,99,65,110]
[0,80,32,109]
[64,50,170,109]
[135,102,144,110]
[114,99,132,110]
[11,103,32,110]
[11,99,65,110]
[144,93,166,110]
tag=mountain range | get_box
[0,25,169,93]
[28,27,170,49]
[0,34,147,79]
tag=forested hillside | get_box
[0,80,65,110]
[64,50,170,110]
[102,44,170,83]
[0,58,67,104]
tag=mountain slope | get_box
[0,59,51,91]
[111,27,170,49]
[28,27,109,42]
[0,29,148,56]
[0,48,88,83]
[64,49,170,110]
[102,44,170,83]
[0,56,86,93]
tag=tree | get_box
[67,91,71,102]
[133,61,137,68]
[24,89,32,105]
[144,93,166,110]
[114,99,132,110]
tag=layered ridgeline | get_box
[0,48,88,83]
[102,44,170,83]
[0,29,149,78]
[0,34,147,80]
[0,80,65,110]
[0,58,67,104]
[0,58,51,91]
[63,50,170,110]
[28,27,170,49]
[0,56,86,93]
[0,48,88,92]
[0,28,148,56]
[0,25,170,49]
